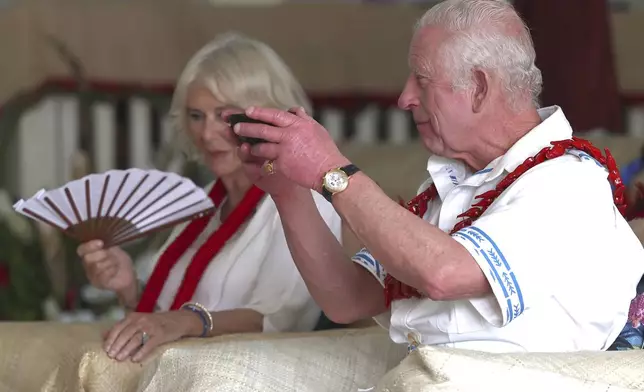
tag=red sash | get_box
[136,180,266,312]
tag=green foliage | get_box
[0,219,50,321]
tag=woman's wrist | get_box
[180,302,214,337]
[178,309,207,338]
[117,279,142,311]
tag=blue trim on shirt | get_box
[473,168,493,176]
[351,247,387,283]
[453,226,525,323]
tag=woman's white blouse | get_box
[151,187,342,333]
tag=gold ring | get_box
[264,160,276,175]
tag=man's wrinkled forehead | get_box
[407,26,448,71]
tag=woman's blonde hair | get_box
[169,32,312,158]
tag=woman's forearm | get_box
[182,308,264,338]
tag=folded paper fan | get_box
[13,169,215,247]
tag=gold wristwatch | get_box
[321,164,361,203]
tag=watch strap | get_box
[322,164,361,203]
[341,164,360,177]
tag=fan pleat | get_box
[13,169,216,247]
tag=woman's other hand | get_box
[77,240,138,306]
[103,311,200,362]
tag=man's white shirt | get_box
[352,106,644,352]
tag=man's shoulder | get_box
[516,149,610,189]
[564,148,610,169]
[492,150,615,214]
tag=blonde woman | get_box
[76,32,346,362]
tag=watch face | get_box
[324,170,349,193]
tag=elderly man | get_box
[233,0,644,353]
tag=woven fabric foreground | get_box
[0,322,144,392]
[138,327,405,391]
[377,345,644,392]
[3,322,644,391]
[0,322,405,392]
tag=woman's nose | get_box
[201,119,224,140]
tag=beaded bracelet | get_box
[180,302,214,337]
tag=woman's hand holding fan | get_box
[13,169,215,247]
[78,240,138,307]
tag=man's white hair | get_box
[417,0,542,109]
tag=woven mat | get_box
[0,322,404,392]
[137,327,404,392]
[3,321,644,392]
[377,345,644,392]
[0,322,143,392]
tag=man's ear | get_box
[471,69,489,113]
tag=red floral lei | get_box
[384,137,626,307]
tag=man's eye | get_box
[415,75,429,86]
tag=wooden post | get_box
[514,0,623,133]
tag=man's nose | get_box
[398,76,418,111]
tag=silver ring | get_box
[140,331,149,346]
